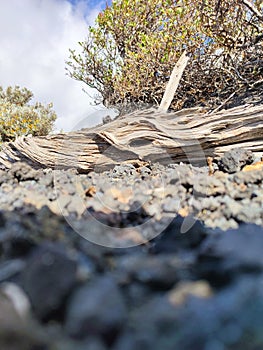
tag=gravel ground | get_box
[0,148,262,349]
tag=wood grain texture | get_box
[158,51,189,112]
[0,103,262,172]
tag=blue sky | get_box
[69,0,106,7]
[0,0,113,132]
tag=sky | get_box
[0,0,114,132]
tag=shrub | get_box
[0,86,57,144]
[67,0,263,113]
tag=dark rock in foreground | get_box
[0,150,262,349]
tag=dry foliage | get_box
[67,0,263,113]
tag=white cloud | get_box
[0,0,111,132]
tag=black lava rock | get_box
[150,215,208,253]
[9,162,41,181]
[197,223,263,286]
[20,242,77,321]
[65,275,127,345]
[0,150,262,349]
[217,148,254,173]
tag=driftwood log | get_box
[0,103,262,173]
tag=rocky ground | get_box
[0,148,262,349]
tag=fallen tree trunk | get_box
[0,103,262,173]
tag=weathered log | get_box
[0,103,262,173]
